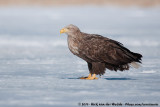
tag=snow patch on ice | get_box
[141,70,157,74]
[0,37,67,47]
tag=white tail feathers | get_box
[130,62,141,68]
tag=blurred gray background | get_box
[0,0,160,107]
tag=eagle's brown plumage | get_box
[60,24,142,79]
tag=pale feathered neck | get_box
[67,31,83,39]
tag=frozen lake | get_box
[0,6,160,107]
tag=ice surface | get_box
[0,6,160,107]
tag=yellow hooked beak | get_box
[60,28,68,34]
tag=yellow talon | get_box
[80,73,92,79]
[85,74,98,80]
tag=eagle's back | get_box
[78,33,110,62]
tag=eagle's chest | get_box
[68,37,79,55]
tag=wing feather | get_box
[78,34,136,66]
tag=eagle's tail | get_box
[105,40,143,71]
[129,52,142,68]
[121,51,142,70]
[130,62,141,68]
[105,52,142,71]
[131,52,142,63]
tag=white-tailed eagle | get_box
[60,24,142,80]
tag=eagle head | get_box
[60,24,80,35]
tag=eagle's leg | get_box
[80,73,91,79]
[85,74,98,80]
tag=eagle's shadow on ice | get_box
[104,78,136,80]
